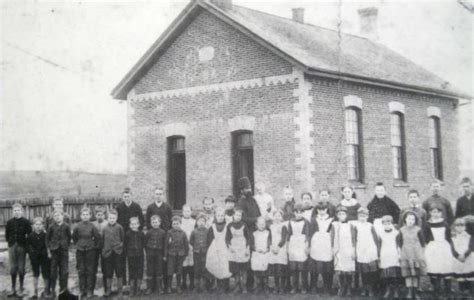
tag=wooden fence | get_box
[0,197,122,226]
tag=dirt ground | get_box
[1,249,473,299]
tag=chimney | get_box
[358,7,378,40]
[292,7,305,24]
[210,0,232,10]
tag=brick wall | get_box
[134,9,293,94]
[308,76,460,208]
[126,8,461,211]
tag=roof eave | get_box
[306,68,470,100]
[111,0,201,100]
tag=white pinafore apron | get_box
[355,222,378,264]
[310,217,333,262]
[206,224,232,279]
[269,223,288,265]
[288,220,308,262]
[182,218,196,267]
[425,226,453,275]
[334,222,355,272]
[379,229,400,269]
[228,226,250,263]
[251,230,270,271]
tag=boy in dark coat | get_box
[102,209,125,297]
[189,213,210,292]
[164,215,189,294]
[6,203,31,297]
[125,216,145,296]
[46,210,72,297]
[28,217,51,298]
[144,215,166,295]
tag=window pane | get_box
[346,144,359,180]
[345,109,359,145]
[429,118,438,149]
[172,138,185,152]
[392,146,402,179]
[238,133,253,148]
[390,114,402,146]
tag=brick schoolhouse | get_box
[111,0,469,210]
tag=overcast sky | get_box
[1,0,472,174]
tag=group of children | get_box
[5,179,474,299]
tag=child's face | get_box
[273,212,283,223]
[203,200,213,212]
[108,214,117,225]
[154,189,164,203]
[123,193,131,203]
[12,206,23,218]
[197,218,206,228]
[319,191,330,201]
[183,207,192,218]
[256,185,264,195]
[225,201,235,210]
[405,214,416,227]
[172,220,181,230]
[455,222,466,234]
[294,210,303,220]
[358,213,368,222]
[283,189,293,201]
[383,221,392,230]
[151,218,161,229]
[430,209,442,219]
[257,219,266,230]
[337,211,347,222]
[462,183,472,196]
[53,201,63,211]
[375,186,386,198]
[233,211,242,223]
[33,221,43,232]
[130,220,139,231]
[342,187,353,200]
[302,195,312,207]
[215,211,225,223]
[431,182,441,195]
[54,212,64,224]
[408,193,419,206]
[95,212,105,222]
[81,211,91,222]
[317,208,328,216]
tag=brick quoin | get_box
[125,8,460,210]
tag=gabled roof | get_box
[111,0,469,100]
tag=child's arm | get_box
[207,227,215,248]
[163,231,169,260]
[5,220,10,244]
[189,231,195,248]
[92,225,101,249]
[225,224,232,248]
[465,235,474,258]
[249,231,255,252]
[66,224,72,247]
[183,232,189,255]
[303,220,311,243]
[267,229,272,253]
[244,225,251,248]
[279,226,288,248]
[397,231,402,249]
[417,228,426,248]
[72,226,78,244]
[137,205,145,231]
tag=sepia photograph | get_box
[0,0,473,299]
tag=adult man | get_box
[145,187,173,231]
[422,180,454,224]
[455,177,474,235]
[236,176,261,291]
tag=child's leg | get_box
[49,250,59,295]
[345,273,353,296]
[176,256,184,293]
[291,270,299,293]
[76,250,86,295]
[301,269,309,293]
[322,272,333,294]
[85,250,96,296]
[17,245,26,295]
[58,248,69,293]
[8,245,18,295]
[443,276,452,294]
[337,273,346,296]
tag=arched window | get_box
[429,116,443,180]
[390,112,407,181]
[167,136,186,209]
[345,107,364,182]
[232,130,254,196]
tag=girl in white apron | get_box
[268,209,288,294]
[378,215,402,298]
[180,205,196,291]
[205,207,231,292]
[354,207,379,297]
[251,217,271,293]
[424,206,455,295]
[308,201,334,294]
[452,218,474,295]
[332,205,356,297]
[225,209,250,293]
[287,202,310,294]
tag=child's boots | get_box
[176,275,183,294]
[117,277,123,297]
[42,278,51,298]
[156,276,164,294]
[136,279,143,296]
[145,279,153,295]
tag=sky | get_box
[0,0,472,175]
